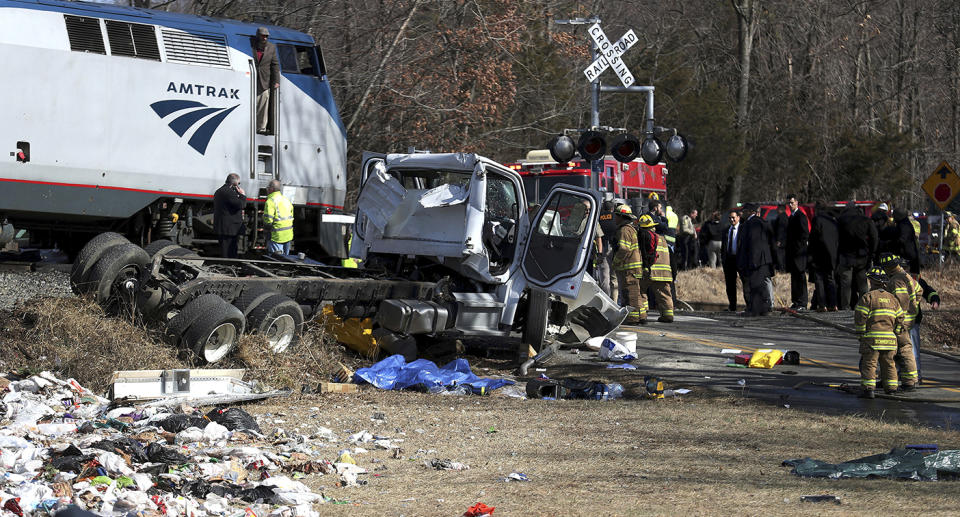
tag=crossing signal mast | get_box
[551,18,689,191]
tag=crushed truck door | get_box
[520,185,598,299]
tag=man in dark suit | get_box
[892,208,921,274]
[773,204,788,272]
[737,204,776,316]
[808,202,839,311]
[721,209,744,312]
[253,27,280,134]
[836,202,878,309]
[213,173,246,258]
[785,194,809,310]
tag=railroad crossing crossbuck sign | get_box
[582,23,638,87]
[921,161,960,210]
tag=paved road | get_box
[539,309,960,430]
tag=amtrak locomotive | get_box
[0,0,348,256]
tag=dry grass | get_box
[0,296,363,394]
[247,390,960,516]
[676,267,793,308]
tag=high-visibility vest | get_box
[342,233,359,268]
[945,221,960,252]
[264,191,294,243]
[910,219,920,237]
[649,234,672,282]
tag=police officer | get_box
[854,267,905,398]
[597,199,619,302]
[638,214,674,323]
[612,205,645,324]
[263,179,294,255]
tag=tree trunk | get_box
[723,0,759,209]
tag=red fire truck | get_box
[505,150,667,205]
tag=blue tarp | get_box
[354,355,514,393]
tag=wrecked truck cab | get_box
[350,152,627,353]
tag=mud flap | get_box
[557,273,628,344]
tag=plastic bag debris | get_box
[501,472,528,482]
[783,448,960,481]
[0,371,344,517]
[525,378,623,401]
[206,407,262,433]
[598,337,636,361]
[606,363,637,370]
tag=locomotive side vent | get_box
[161,29,231,68]
[64,15,106,54]
[106,20,161,61]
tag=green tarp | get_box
[783,448,960,481]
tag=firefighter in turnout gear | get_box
[879,253,930,389]
[638,214,675,323]
[854,267,906,398]
[263,179,294,255]
[613,205,646,325]
[946,212,960,260]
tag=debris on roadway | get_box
[783,447,960,481]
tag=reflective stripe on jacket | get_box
[649,234,672,282]
[264,191,294,243]
[854,289,904,350]
[886,268,920,327]
[613,223,642,271]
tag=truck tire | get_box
[164,293,221,346]
[135,287,166,322]
[143,239,176,258]
[246,294,303,353]
[182,298,245,364]
[86,243,151,312]
[70,232,129,294]
[161,246,201,259]
[521,288,550,354]
[233,286,280,317]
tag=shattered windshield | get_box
[393,169,472,190]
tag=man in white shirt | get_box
[721,210,744,311]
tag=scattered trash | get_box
[0,370,405,517]
[426,458,469,471]
[464,502,495,516]
[606,363,637,370]
[720,349,742,354]
[354,355,514,393]
[525,379,623,400]
[663,388,691,397]
[501,472,529,482]
[644,376,664,399]
[800,495,841,504]
[316,382,359,394]
[487,426,497,434]
[598,337,636,361]
[783,448,960,480]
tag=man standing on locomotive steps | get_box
[213,173,246,258]
[264,180,294,255]
[253,27,279,134]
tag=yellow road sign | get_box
[922,161,960,210]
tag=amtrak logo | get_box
[150,100,239,155]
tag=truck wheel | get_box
[179,295,245,363]
[70,232,129,294]
[86,243,151,312]
[521,288,550,354]
[233,286,280,317]
[246,294,303,353]
[135,287,166,322]
[164,293,220,346]
[143,239,176,258]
